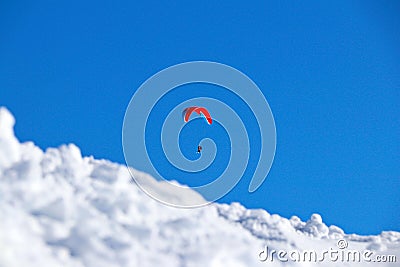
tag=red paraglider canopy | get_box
[183,106,213,125]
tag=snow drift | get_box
[0,107,399,267]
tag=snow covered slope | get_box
[0,107,399,267]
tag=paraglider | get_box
[183,106,212,125]
[183,106,212,154]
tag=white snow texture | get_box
[0,107,399,267]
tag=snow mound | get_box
[0,107,399,267]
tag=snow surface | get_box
[0,107,399,267]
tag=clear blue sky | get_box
[1,1,399,235]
